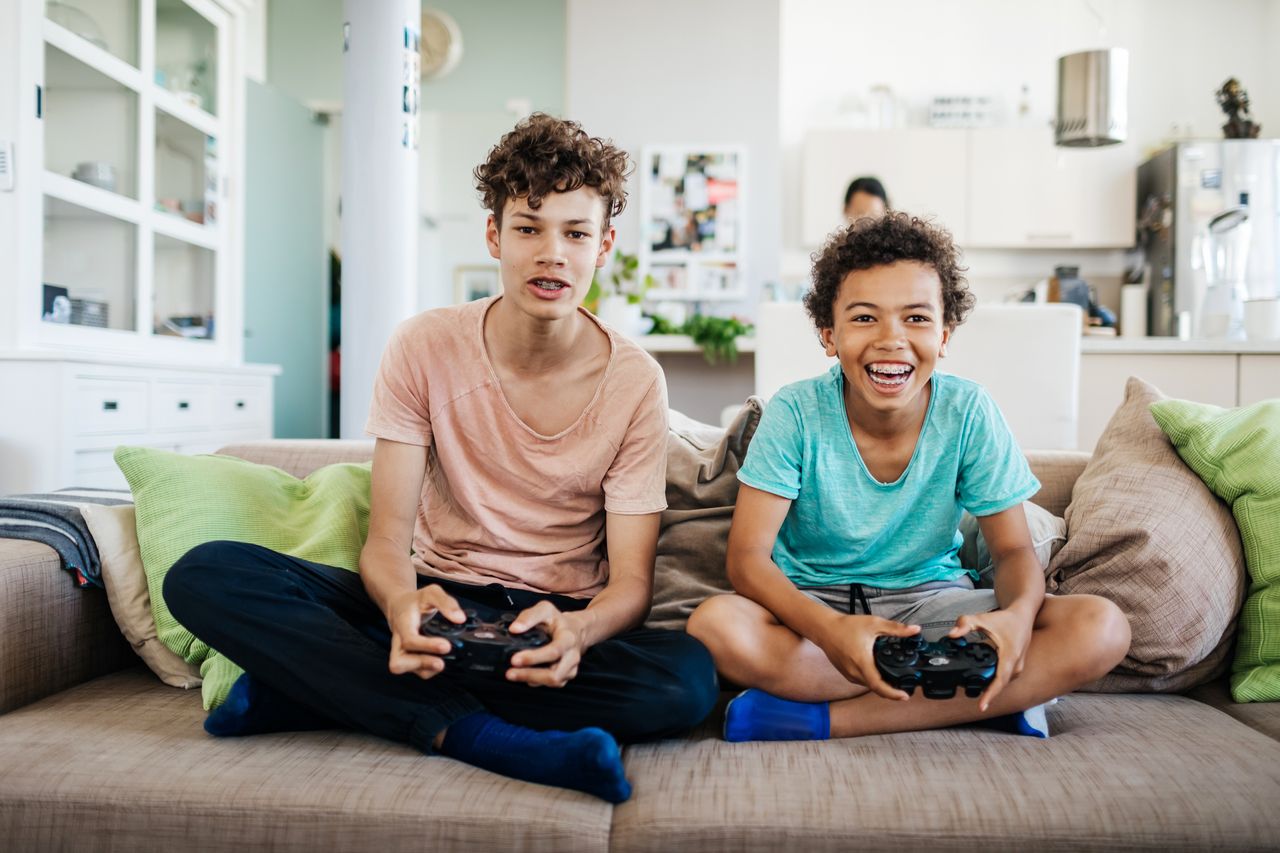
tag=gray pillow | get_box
[646,398,762,631]
[958,502,1068,588]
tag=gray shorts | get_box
[799,577,997,642]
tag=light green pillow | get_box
[114,446,372,710]
[1150,399,1280,703]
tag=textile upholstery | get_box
[612,692,1280,852]
[114,446,373,709]
[1151,398,1280,702]
[646,399,763,631]
[0,540,132,714]
[1047,378,1246,692]
[0,669,611,852]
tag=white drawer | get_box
[151,381,215,431]
[216,383,271,428]
[75,379,149,435]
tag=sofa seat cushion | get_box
[1185,677,1280,742]
[0,669,610,852]
[613,693,1280,852]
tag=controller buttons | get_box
[928,655,950,666]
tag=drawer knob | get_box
[235,400,246,409]
[178,401,190,410]
[103,400,118,411]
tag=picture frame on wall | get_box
[453,265,501,303]
[638,146,746,303]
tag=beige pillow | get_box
[80,503,202,689]
[1048,377,1246,692]
[646,399,763,631]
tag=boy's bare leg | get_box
[689,593,1131,737]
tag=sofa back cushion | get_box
[1048,377,1246,692]
[115,446,372,709]
[1151,398,1280,703]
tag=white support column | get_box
[339,0,420,438]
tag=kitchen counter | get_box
[638,334,1280,356]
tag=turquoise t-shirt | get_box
[737,366,1040,589]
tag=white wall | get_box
[779,0,1279,302]
[565,0,782,311]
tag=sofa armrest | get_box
[216,439,375,478]
[1025,450,1090,517]
[0,539,133,714]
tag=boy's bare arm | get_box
[361,438,465,678]
[727,484,917,699]
[951,503,1044,709]
[506,511,659,687]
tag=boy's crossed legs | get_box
[688,580,1130,740]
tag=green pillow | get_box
[114,446,372,710]
[1150,399,1280,702]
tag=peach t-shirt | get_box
[365,296,669,598]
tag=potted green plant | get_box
[587,250,654,336]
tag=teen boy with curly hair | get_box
[688,213,1130,742]
[166,114,717,803]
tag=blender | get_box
[1198,207,1250,339]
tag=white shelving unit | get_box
[0,0,275,493]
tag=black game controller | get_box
[420,609,552,674]
[873,635,997,699]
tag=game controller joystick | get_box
[873,635,997,699]
[420,608,552,674]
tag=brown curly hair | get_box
[474,113,630,228]
[803,212,974,332]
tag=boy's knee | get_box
[163,540,250,613]
[686,594,743,647]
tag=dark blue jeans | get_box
[164,541,718,752]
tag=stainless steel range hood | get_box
[1055,48,1128,147]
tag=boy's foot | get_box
[979,702,1051,738]
[204,673,336,737]
[439,712,631,803]
[723,688,831,742]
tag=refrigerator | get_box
[1137,140,1280,337]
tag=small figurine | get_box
[1216,78,1261,139]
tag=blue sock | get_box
[723,689,831,742]
[980,703,1050,738]
[204,673,335,738]
[439,712,631,803]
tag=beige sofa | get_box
[2,441,1279,852]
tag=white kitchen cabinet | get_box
[801,128,968,246]
[966,127,1136,249]
[799,127,1136,250]
[0,356,278,493]
[1239,355,1280,405]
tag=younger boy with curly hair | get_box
[166,114,717,802]
[688,213,1130,741]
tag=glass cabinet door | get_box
[153,234,216,341]
[45,0,141,68]
[43,197,138,331]
[155,111,217,226]
[155,0,219,117]
[44,44,140,200]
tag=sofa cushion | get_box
[1151,398,1280,702]
[0,669,611,852]
[114,446,373,710]
[646,400,762,631]
[80,503,201,689]
[1047,377,1246,692]
[958,501,1066,585]
[613,693,1280,851]
[1186,677,1280,742]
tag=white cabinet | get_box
[0,357,278,493]
[1078,351,1280,450]
[802,128,968,246]
[4,0,246,364]
[0,0,276,493]
[799,128,1136,250]
[1239,355,1280,405]
[966,127,1136,249]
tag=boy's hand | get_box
[818,615,921,701]
[948,608,1035,711]
[386,584,467,679]
[504,601,589,688]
